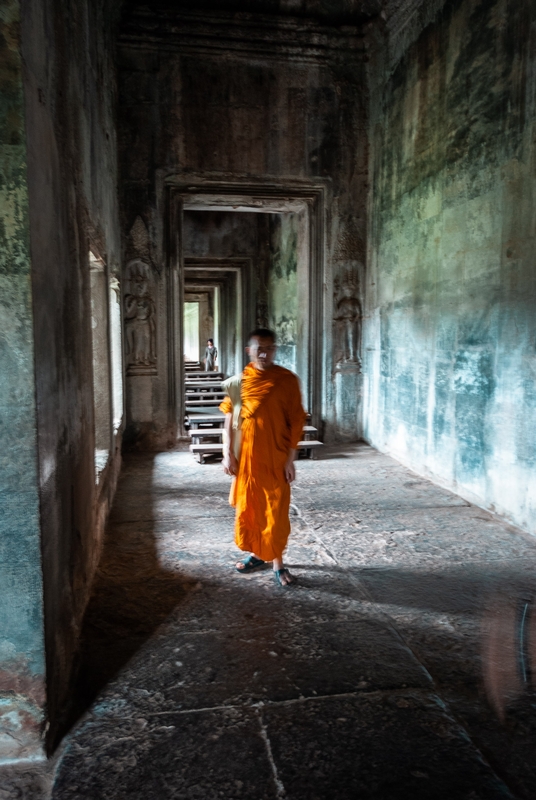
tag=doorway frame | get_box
[166,178,326,436]
[184,258,254,378]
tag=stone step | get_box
[300,439,323,453]
[185,381,225,390]
[189,439,323,463]
[189,429,224,440]
[185,399,224,407]
[187,414,225,427]
[185,392,226,401]
[185,371,225,379]
[188,425,317,442]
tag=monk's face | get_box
[247,336,277,370]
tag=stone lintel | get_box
[119,8,367,63]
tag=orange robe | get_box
[220,363,306,561]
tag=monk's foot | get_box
[274,568,296,587]
[236,555,265,573]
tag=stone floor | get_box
[51,444,536,799]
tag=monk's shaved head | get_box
[246,329,277,371]
[247,328,276,345]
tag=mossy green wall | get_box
[364,0,536,530]
[268,214,299,373]
[0,0,45,763]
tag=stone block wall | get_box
[268,213,300,374]
[21,0,123,749]
[117,8,369,444]
[0,0,46,767]
[364,0,536,531]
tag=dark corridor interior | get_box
[2,0,536,797]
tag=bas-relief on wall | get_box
[332,268,363,439]
[124,259,157,375]
[333,268,362,372]
[124,216,157,376]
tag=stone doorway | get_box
[184,259,249,378]
[167,180,326,437]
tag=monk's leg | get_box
[270,484,296,584]
[236,553,264,571]
[273,556,296,585]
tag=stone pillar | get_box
[0,0,46,771]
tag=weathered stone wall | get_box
[183,211,260,260]
[0,0,46,767]
[268,213,299,373]
[21,0,122,748]
[117,8,368,443]
[364,0,536,531]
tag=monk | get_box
[220,328,306,587]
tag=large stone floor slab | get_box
[51,445,536,798]
[264,692,514,800]
[53,709,277,800]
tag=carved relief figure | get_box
[124,260,156,373]
[276,316,296,347]
[334,269,362,368]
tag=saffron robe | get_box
[220,363,306,561]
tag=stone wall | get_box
[183,211,260,261]
[0,0,46,767]
[21,0,122,748]
[364,0,536,531]
[117,7,369,443]
[268,213,299,373]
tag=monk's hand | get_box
[284,455,296,483]
[223,451,238,476]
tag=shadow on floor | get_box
[52,455,196,749]
[50,447,536,798]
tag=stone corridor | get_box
[48,445,536,799]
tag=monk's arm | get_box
[284,377,306,483]
[219,396,238,476]
[222,412,238,476]
[284,448,297,483]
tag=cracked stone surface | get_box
[52,444,536,799]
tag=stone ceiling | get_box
[118,0,422,28]
[116,0,443,68]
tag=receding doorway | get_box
[167,180,325,435]
[184,259,245,377]
[183,301,200,363]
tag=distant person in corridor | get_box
[204,339,218,371]
[220,328,306,587]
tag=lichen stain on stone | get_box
[0,176,30,269]
[268,214,299,372]
[0,659,46,709]
[0,695,45,763]
[365,0,536,531]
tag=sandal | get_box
[236,555,265,573]
[274,568,296,587]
